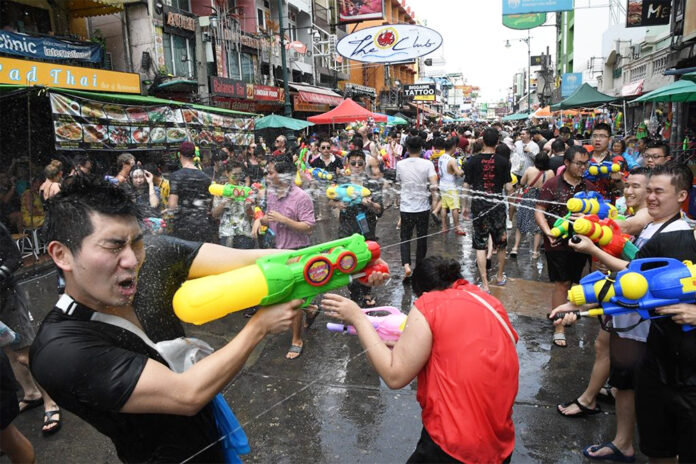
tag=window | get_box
[241,53,255,82]
[257,8,266,30]
[257,0,270,33]
[226,49,241,79]
[162,32,196,78]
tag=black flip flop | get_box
[18,397,44,414]
[42,410,62,435]
[304,307,319,329]
[557,398,601,418]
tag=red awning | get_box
[307,98,387,124]
[298,91,343,106]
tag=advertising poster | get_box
[50,93,254,152]
[502,0,574,15]
[626,0,671,27]
[338,0,385,24]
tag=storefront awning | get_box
[65,0,140,18]
[289,83,343,106]
[621,80,644,97]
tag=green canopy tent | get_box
[254,114,315,130]
[501,112,529,121]
[551,83,617,110]
[683,72,696,83]
[632,79,696,103]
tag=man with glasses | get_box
[272,135,287,158]
[643,140,672,169]
[588,123,619,197]
[310,138,343,175]
[535,146,597,347]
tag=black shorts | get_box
[407,427,512,464]
[635,369,696,461]
[472,206,507,251]
[608,332,646,390]
[545,249,589,283]
[0,351,19,430]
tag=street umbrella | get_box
[632,79,696,103]
[683,72,696,84]
[501,113,529,121]
[389,115,408,125]
[254,114,315,131]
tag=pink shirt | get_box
[266,185,315,249]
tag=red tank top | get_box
[415,280,519,463]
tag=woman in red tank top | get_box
[322,256,519,463]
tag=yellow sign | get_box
[0,57,141,94]
[413,94,435,102]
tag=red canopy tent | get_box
[307,98,387,124]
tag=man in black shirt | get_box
[30,177,300,462]
[310,138,344,175]
[463,128,513,293]
[167,141,216,242]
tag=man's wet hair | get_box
[495,143,511,160]
[592,122,612,136]
[551,138,567,154]
[564,145,589,163]
[628,166,650,177]
[650,163,693,194]
[347,149,365,161]
[482,128,499,148]
[411,255,463,297]
[269,156,296,175]
[646,139,670,157]
[444,136,457,151]
[433,137,446,150]
[405,136,423,154]
[534,152,550,171]
[42,175,140,254]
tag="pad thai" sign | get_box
[336,24,442,64]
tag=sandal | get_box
[363,296,377,308]
[304,306,319,329]
[531,251,539,259]
[42,409,62,435]
[495,274,507,286]
[285,343,303,360]
[18,397,44,414]
[557,398,601,418]
[553,332,567,347]
[582,442,635,462]
[598,384,615,404]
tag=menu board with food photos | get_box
[50,93,255,152]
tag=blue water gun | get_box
[566,191,618,220]
[584,161,621,182]
[326,184,371,206]
[565,258,696,332]
[311,167,334,181]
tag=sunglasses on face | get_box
[320,146,331,150]
[349,161,365,167]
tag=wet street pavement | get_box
[5,207,638,463]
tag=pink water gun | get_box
[326,306,407,342]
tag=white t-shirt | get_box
[396,156,436,213]
[614,217,692,342]
[512,140,539,176]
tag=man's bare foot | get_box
[286,342,303,360]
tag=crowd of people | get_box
[0,116,695,463]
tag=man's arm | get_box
[167,193,178,209]
[188,243,278,279]
[618,208,651,236]
[568,235,629,271]
[449,158,463,177]
[120,301,301,416]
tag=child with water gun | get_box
[211,160,258,249]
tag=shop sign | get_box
[210,76,252,99]
[502,13,548,30]
[339,0,385,23]
[293,95,329,112]
[0,30,103,63]
[626,0,671,28]
[241,34,260,50]
[403,83,436,102]
[50,92,255,152]
[163,7,196,39]
[214,97,257,113]
[0,56,141,93]
[344,82,376,98]
[502,0,573,15]
[336,24,442,64]
[254,85,284,101]
[561,72,582,97]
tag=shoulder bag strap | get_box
[464,290,517,345]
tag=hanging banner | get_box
[502,13,548,29]
[0,30,103,63]
[336,24,442,64]
[685,0,696,41]
[502,0,573,14]
[561,72,583,97]
[338,0,385,24]
[49,93,254,152]
[626,0,672,27]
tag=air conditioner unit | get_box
[631,45,641,59]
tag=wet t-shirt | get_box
[169,168,214,240]
[29,297,222,463]
[133,234,202,342]
[336,175,383,241]
[310,155,343,174]
[463,153,512,214]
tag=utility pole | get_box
[527,29,531,115]
[277,0,292,118]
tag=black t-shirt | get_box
[548,155,565,174]
[29,296,222,463]
[244,161,265,184]
[169,168,212,217]
[134,234,202,342]
[310,155,343,173]
[634,229,696,388]
[463,152,512,214]
[336,176,383,241]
